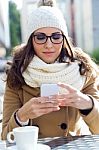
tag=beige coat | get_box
[1,72,99,140]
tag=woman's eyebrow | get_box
[34,31,62,35]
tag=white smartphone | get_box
[40,83,59,97]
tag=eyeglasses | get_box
[32,32,64,44]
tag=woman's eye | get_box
[36,34,46,40]
[52,34,62,39]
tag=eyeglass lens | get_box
[33,32,64,44]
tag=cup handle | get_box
[7,131,15,143]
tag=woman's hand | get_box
[17,97,60,122]
[51,83,93,110]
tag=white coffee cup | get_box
[7,126,39,150]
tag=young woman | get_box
[1,0,99,140]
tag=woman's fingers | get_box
[28,103,60,119]
[31,96,58,104]
[22,97,60,119]
[30,106,60,119]
[58,83,77,93]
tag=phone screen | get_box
[40,83,59,97]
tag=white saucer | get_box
[7,143,51,150]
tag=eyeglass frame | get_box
[32,32,65,44]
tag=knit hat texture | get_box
[27,0,68,40]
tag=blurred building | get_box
[21,0,99,53]
[73,0,93,53]
[0,0,10,57]
[92,0,99,50]
[57,0,99,53]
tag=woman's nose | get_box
[44,38,53,48]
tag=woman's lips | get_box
[43,52,54,56]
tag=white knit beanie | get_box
[26,0,68,40]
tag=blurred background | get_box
[0,0,99,115]
[0,0,99,67]
[0,0,99,138]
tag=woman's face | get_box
[32,27,63,63]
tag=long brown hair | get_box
[7,34,98,89]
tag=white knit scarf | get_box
[22,56,86,91]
